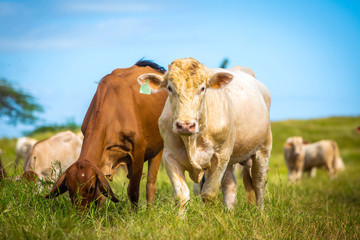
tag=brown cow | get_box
[46,60,167,208]
[356,126,360,134]
[0,149,5,179]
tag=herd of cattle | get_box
[0,58,348,213]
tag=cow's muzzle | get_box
[174,120,197,134]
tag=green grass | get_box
[0,116,359,239]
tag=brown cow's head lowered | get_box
[45,160,119,208]
[138,58,234,135]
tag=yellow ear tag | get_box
[140,79,151,95]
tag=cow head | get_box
[138,58,233,135]
[284,136,305,182]
[45,160,119,208]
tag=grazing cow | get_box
[138,58,272,212]
[0,149,5,179]
[284,136,344,182]
[15,137,37,166]
[355,126,360,134]
[23,131,82,182]
[46,60,167,208]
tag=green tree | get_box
[0,79,43,125]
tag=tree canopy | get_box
[0,79,43,125]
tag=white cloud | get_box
[0,16,155,51]
[0,38,81,51]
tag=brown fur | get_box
[0,152,5,179]
[356,126,360,134]
[46,63,167,208]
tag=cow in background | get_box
[23,131,82,182]
[284,136,344,182]
[355,126,360,134]
[15,137,37,167]
[138,58,272,212]
[46,60,167,208]
[0,149,5,179]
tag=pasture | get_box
[0,116,359,239]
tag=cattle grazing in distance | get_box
[0,149,6,179]
[355,126,360,134]
[46,60,167,208]
[138,58,272,212]
[15,137,37,167]
[23,131,82,182]
[284,136,345,182]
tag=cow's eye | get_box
[199,86,206,93]
[167,86,173,93]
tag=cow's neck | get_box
[180,129,214,183]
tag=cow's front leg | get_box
[307,167,317,178]
[164,153,190,214]
[221,164,237,209]
[127,151,145,207]
[201,153,229,202]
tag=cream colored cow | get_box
[15,137,37,166]
[23,131,82,181]
[138,58,272,212]
[284,136,344,182]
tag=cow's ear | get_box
[97,173,120,203]
[208,72,234,89]
[45,171,68,198]
[303,140,310,145]
[138,73,167,92]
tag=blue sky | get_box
[0,0,359,137]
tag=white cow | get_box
[23,131,82,182]
[138,58,272,212]
[284,137,345,182]
[15,137,37,166]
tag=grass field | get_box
[0,116,359,239]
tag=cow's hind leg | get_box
[146,151,162,205]
[251,129,272,209]
[221,165,237,209]
[243,166,255,204]
[308,168,317,178]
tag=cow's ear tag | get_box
[140,79,151,95]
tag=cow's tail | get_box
[330,141,339,176]
[242,166,255,204]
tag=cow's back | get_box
[25,131,82,179]
[209,69,271,162]
[80,65,168,173]
[304,140,334,170]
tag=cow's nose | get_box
[175,121,197,134]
